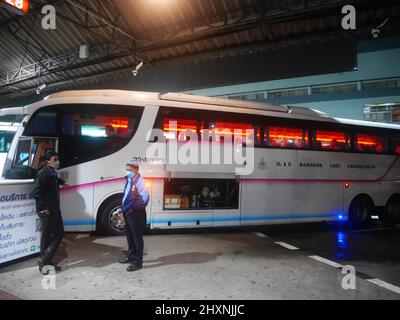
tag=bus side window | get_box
[314,130,350,151]
[207,121,260,146]
[163,118,201,141]
[13,139,31,167]
[268,126,309,149]
[158,107,262,147]
[31,140,57,170]
[356,134,388,153]
[390,136,400,155]
[24,111,57,136]
[59,105,143,168]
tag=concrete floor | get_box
[0,222,399,300]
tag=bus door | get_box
[6,136,58,179]
[9,136,94,231]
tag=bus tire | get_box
[381,196,400,226]
[98,196,127,236]
[348,197,372,227]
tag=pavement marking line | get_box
[254,232,269,239]
[308,255,343,268]
[265,228,400,296]
[65,259,85,267]
[100,252,111,256]
[274,242,299,250]
[367,278,400,295]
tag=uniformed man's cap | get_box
[126,161,139,169]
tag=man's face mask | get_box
[126,171,134,178]
[49,160,60,170]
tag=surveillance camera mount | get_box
[132,61,144,77]
[371,18,389,39]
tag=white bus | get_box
[0,122,19,171]
[1,90,400,235]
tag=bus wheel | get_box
[381,196,400,227]
[349,197,372,227]
[99,197,126,236]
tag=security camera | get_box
[132,61,144,77]
[36,83,46,95]
[371,18,389,39]
[371,28,380,38]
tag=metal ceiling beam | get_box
[138,0,399,53]
[58,0,148,63]
[0,43,133,88]
[3,15,400,99]
[5,19,77,86]
[0,0,399,96]
[2,0,400,91]
[0,0,150,91]
[254,0,274,40]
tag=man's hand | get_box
[62,182,71,190]
[41,209,51,216]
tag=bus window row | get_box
[161,118,400,154]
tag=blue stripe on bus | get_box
[151,213,346,224]
[63,212,347,227]
[64,220,94,226]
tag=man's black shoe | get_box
[119,257,131,264]
[127,264,143,272]
[50,263,62,272]
[38,260,51,275]
[38,260,47,275]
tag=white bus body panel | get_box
[57,105,159,231]
[2,90,400,232]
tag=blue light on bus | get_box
[335,212,347,221]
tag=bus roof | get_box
[333,118,400,130]
[25,89,400,131]
[45,90,328,118]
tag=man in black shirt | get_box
[32,150,69,274]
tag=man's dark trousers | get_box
[39,210,64,264]
[125,208,146,266]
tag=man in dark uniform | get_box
[119,162,149,272]
[32,150,69,274]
